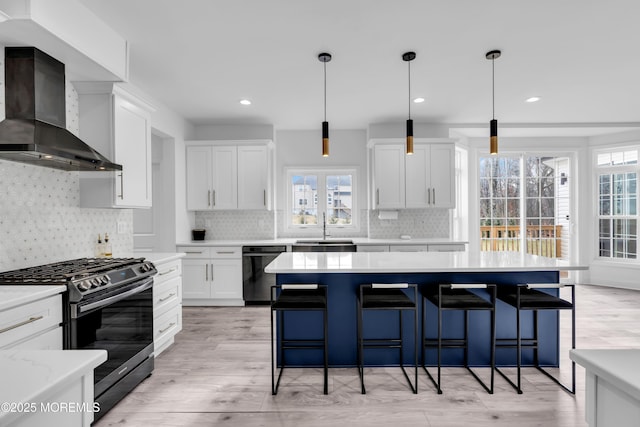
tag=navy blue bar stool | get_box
[270,284,328,395]
[495,283,575,394]
[422,283,496,394]
[357,283,418,394]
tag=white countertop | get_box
[264,251,588,274]
[0,285,67,312]
[0,349,107,425]
[176,237,468,247]
[570,349,640,401]
[133,252,186,265]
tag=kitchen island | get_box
[265,251,587,367]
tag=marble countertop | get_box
[0,285,67,312]
[176,237,468,247]
[570,349,640,401]
[0,349,107,425]
[265,251,588,274]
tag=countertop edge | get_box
[570,349,640,401]
[135,252,186,264]
[0,285,67,312]
[176,238,468,247]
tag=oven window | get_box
[71,287,153,384]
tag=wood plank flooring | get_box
[94,284,640,426]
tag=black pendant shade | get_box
[486,49,501,155]
[319,52,332,157]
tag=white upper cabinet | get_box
[406,143,455,208]
[77,83,155,208]
[373,143,406,209]
[185,140,272,211]
[370,138,456,210]
[238,145,270,210]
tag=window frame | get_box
[594,145,639,262]
[285,167,358,233]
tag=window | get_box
[596,147,638,260]
[287,169,356,230]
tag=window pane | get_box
[599,219,611,237]
[526,178,539,197]
[326,175,352,225]
[291,175,317,225]
[507,178,520,197]
[526,198,540,217]
[492,178,506,198]
[480,198,491,218]
[540,198,554,218]
[492,199,506,218]
[597,153,611,166]
[480,178,491,198]
[599,175,610,195]
[541,178,555,197]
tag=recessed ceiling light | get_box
[413,97,425,103]
[525,96,541,103]
[239,99,251,105]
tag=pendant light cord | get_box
[324,60,327,122]
[492,57,495,120]
[408,59,411,119]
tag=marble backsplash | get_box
[368,208,450,239]
[195,210,276,240]
[0,160,133,272]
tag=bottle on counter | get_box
[104,233,113,258]
[95,234,105,258]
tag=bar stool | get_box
[270,284,328,395]
[422,284,496,394]
[357,283,418,394]
[495,283,575,394]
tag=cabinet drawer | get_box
[154,259,182,284]
[210,247,241,259]
[357,245,389,252]
[154,305,182,344]
[177,246,211,259]
[0,295,62,349]
[428,244,466,252]
[154,276,182,316]
[5,327,63,350]
[389,244,430,252]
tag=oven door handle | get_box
[77,277,154,314]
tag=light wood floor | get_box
[95,284,640,426]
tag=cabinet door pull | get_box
[158,267,177,276]
[185,251,203,254]
[205,263,208,281]
[215,251,236,255]
[263,189,266,206]
[158,293,176,303]
[118,172,124,200]
[432,188,436,205]
[0,315,44,334]
[208,190,211,207]
[376,189,380,206]
[159,322,176,334]
[211,264,214,281]
[212,190,216,206]
[428,187,431,204]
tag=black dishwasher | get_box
[242,246,287,305]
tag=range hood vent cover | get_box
[0,47,122,171]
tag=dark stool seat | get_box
[495,283,575,394]
[357,283,418,394]
[422,284,496,394]
[270,284,328,395]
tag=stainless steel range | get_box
[0,257,156,421]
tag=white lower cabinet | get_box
[152,257,183,356]
[177,246,243,306]
[0,293,63,350]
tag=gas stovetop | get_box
[0,257,156,302]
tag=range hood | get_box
[0,47,122,171]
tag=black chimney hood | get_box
[0,47,122,171]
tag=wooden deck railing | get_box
[480,225,562,258]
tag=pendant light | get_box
[486,49,501,155]
[402,51,416,155]
[318,52,332,157]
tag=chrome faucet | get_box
[322,212,329,240]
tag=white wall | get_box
[193,124,274,141]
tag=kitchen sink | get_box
[292,239,356,252]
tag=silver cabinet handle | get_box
[211,264,214,281]
[213,190,216,206]
[158,267,177,276]
[376,189,380,206]
[0,315,44,334]
[205,263,208,281]
[208,190,211,207]
[185,251,203,254]
[263,189,266,206]
[159,322,176,334]
[432,188,436,205]
[428,187,431,204]
[158,293,176,303]
[118,172,124,199]
[215,251,236,255]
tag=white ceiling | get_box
[79,0,640,135]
